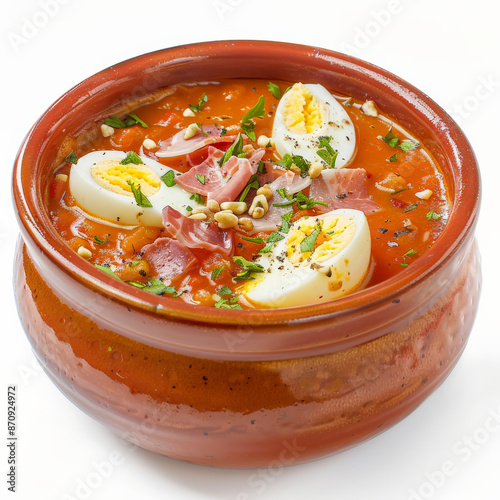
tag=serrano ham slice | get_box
[162,206,233,255]
[174,147,265,204]
[309,168,379,214]
[141,238,197,281]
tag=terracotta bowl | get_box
[13,41,481,468]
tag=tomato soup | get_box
[47,79,449,309]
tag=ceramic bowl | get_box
[12,41,481,468]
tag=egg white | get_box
[272,83,356,168]
[240,209,371,308]
[69,150,201,226]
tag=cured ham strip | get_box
[156,125,225,158]
[162,206,233,255]
[309,168,379,214]
[174,148,265,204]
[248,171,309,234]
[141,238,197,281]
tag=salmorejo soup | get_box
[47,79,448,310]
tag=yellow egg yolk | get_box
[90,159,161,197]
[282,83,323,134]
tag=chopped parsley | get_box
[241,236,265,244]
[389,153,398,162]
[241,95,265,141]
[300,224,321,253]
[259,231,285,254]
[426,210,442,220]
[127,180,152,207]
[402,249,417,258]
[233,256,264,281]
[382,128,400,148]
[104,114,148,129]
[196,174,206,185]
[273,153,310,176]
[239,173,260,202]
[400,140,419,152]
[189,193,204,205]
[316,136,338,168]
[93,235,109,245]
[273,191,327,210]
[161,170,176,187]
[95,264,122,281]
[267,82,281,99]
[219,133,244,166]
[64,151,78,164]
[214,297,242,310]
[120,151,143,165]
[189,93,208,113]
[218,286,232,296]
[403,203,418,213]
[280,211,293,233]
[211,266,225,280]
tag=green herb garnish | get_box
[400,140,418,152]
[219,133,244,166]
[214,298,243,310]
[189,193,204,205]
[316,136,338,168]
[233,256,264,281]
[64,151,78,164]
[127,180,152,207]
[267,82,281,99]
[95,264,122,281]
[120,151,143,165]
[241,95,266,141]
[218,286,232,296]
[93,235,109,245]
[161,170,176,187]
[189,93,208,113]
[104,114,148,129]
[196,174,206,185]
[402,249,417,258]
[259,231,285,254]
[280,211,293,234]
[241,236,265,244]
[426,210,442,220]
[382,128,400,148]
[239,173,260,202]
[211,266,225,280]
[403,203,418,213]
[389,153,398,162]
[300,224,321,253]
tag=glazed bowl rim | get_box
[13,40,480,330]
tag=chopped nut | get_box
[220,201,248,215]
[251,206,265,219]
[55,174,68,182]
[100,124,115,137]
[415,189,433,200]
[188,212,208,221]
[77,246,92,260]
[142,138,157,150]
[183,108,196,118]
[243,144,255,154]
[249,194,269,218]
[308,162,324,179]
[191,207,212,216]
[183,123,201,140]
[361,100,378,117]
[207,199,220,213]
[256,184,273,201]
[257,135,274,148]
[214,211,239,229]
[238,217,254,232]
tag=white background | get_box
[1,1,499,499]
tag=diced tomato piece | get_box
[390,197,407,209]
[49,179,67,200]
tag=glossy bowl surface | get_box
[13,41,481,467]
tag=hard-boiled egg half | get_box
[272,83,356,168]
[69,150,202,226]
[240,209,371,308]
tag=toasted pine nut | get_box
[142,138,157,150]
[415,189,433,200]
[256,184,273,201]
[238,217,254,232]
[183,123,201,140]
[308,162,324,179]
[191,207,212,216]
[257,135,274,148]
[249,194,269,218]
[55,174,68,182]
[214,211,239,229]
[243,144,255,153]
[361,100,378,117]
[220,201,248,215]
[188,212,208,221]
[251,206,265,219]
[207,199,220,213]
[183,108,196,117]
[318,265,332,276]
[100,124,114,137]
[77,246,92,260]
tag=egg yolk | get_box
[286,215,356,265]
[91,159,161,197]
[282,83,323,134]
